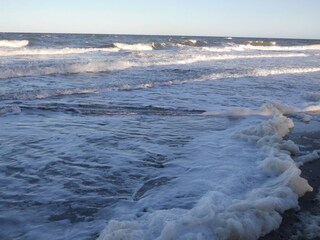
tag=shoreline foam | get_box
[261,114,320,239]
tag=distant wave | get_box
[151,42,170,50]
[177,39,208,47]
[2,67,319,100]
[114,40,208,51]
[1,40,318,57]
[0,43,161,56]
[162,67,320,86]
[253,67,320,77]
[1,44,315,57]
[0,46,118,57]
[203,44,320,52]
[170,53,307,65]
[242,44,320,51]
[0,40,29,48]
[0,52,309,79]
[0,60,133,79]
[113,43,154,51]
[15,102,205,117]
[109,39,205,49]
[241,40,277,47]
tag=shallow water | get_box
[0,33,320,239]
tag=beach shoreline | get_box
[261,114,320,240]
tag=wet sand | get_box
[261,115,320,240]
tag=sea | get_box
[0,33,320,240]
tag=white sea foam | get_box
[253,67,320,77]
[1,51,311,80]
[165,67,320,88]
[0,39,29,48]
[172,53,307,64]
[203,103,296,118]
[1,54,318,83]
[114,43,154,51]
[304,105,320,113]
[239,44,320,52]
[0,88,101,100]
[98,110,312,240]
[203,44,320,52]
[177,39,206,47]
[0,60,133,79]
[0,47,118,57]
[242,40,277,47]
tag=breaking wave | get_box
[253,67,320,76]
[98,104,312,240]
[0,46,118,57]
[239,44,320,51]
[0,53,309,79]
[177,39,208,47]
[0,40,319,57]
[113,43,154,51]
[203,44,320,52]
[0,39,29,48]
[0,60,134,79]
[163,67,320,86]
[2,67,319,100]
[16,103,205,117]
[241,40,277,46]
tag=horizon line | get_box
[1,31,320,41]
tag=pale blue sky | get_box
[0,0,319,39]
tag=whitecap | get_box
[114,43,154,51]
[0,39,29,48]
[0,46,118,57]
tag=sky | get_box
[0,0,319,39]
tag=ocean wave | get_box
[0,42,169,56]
[0,39,29,48]
[151,42,170,50]
[177,39,208,47]
[253,67,320,77]
[203,44,320,52]
[0,88,100,101]
[113,43,154,51]
[0,46,118,57]
[0,60,133,79]
[2,67,319,100]
[113,42,174,51]
[161,67,320,87]
[238,44,320,51]
[171,53,307,65]
[241,40,277,47]
[98,107,312,240]
[17,102,205,116]
[0,54,311,80]
[1,40,318,57]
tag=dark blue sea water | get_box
[0,33,320,239]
